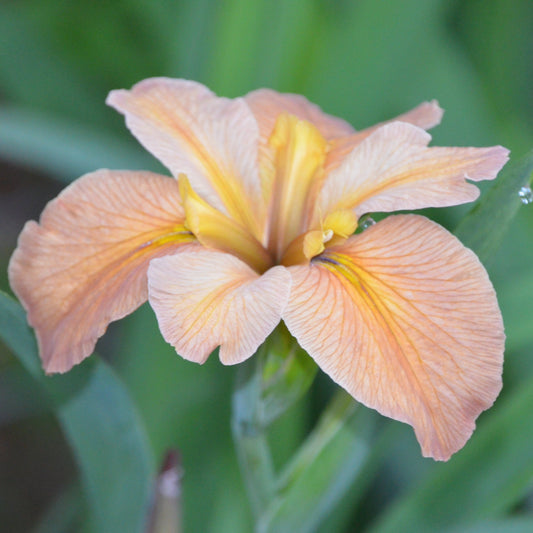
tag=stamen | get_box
[322,229,334,243]
[280,214,355,267]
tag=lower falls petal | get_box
[282,214,504,461]
[148,249,291,365]
[8,169,194,373]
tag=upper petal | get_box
[107,78,265,239]
[386,99,444,130]
[319,121,509,218]
[244,89,354,213]
[283,215,504,460]
[245,88,355,144]
[326,100,444,173]
[148,249,291,365]
[8,170,194,373]
[266,114,328,261]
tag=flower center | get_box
[179,174,274,273]
[179,114,360,272]
[266,114,359,266]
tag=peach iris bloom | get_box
[9,78,508,460]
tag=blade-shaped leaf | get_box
[0,291,155,533]
[258,392,384,533]
[368,375,533,533]
[31,484,86,533]
[0,106,156,183]
[455,149,533,263]
[0,4,103,122]
[0,364,49,426]
[445,517,533,533]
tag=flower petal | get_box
[245,88,354,144]
[107,78,265,238]
[283,215,504,460]
[245,89,354,213]
[326,100,444,172]
[8,170,194,373]
[267,114,328,260]
[387,99,444,130]
[320,122,509,217]
[148,250,291,365]
[178,175,273,273]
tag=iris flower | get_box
[9,78,508,460]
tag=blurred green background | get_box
[1,0,533,532]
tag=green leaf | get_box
[0,4,103,124]
[460,0,533,153]
[258,392,383,533]
[117,304,249,533]
[247,0,321,90]
[445,517,533,533]
[206,0,268,94]
[0,106,156,182]
[455,149,533,263]
[368,375,533,533]
[164,0,216,81]
[498,270,533,353]
[0,364,49,426]
[0,291,155,533]
[31,484,86,533]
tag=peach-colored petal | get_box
[326,100,444,172]
[388,99,444,130]
[148,250,291,365]
[245,88,354,144]
[8,170,195,374]
[107,78,265,238]
[245,89,354,211]
[283,215,504,460]
[319,122,509,218]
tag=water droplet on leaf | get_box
[518,185,533,205]
[361,217,376,230]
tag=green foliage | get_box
[369,376,533,533]
[257,394,381,533]
[455,149,533,264]
[255,324,318,428]
[0,292,155,533]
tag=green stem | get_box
[232,336,385,533]
[275,389,357,492]
[231,353,276,518]
[256,391,379,533]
